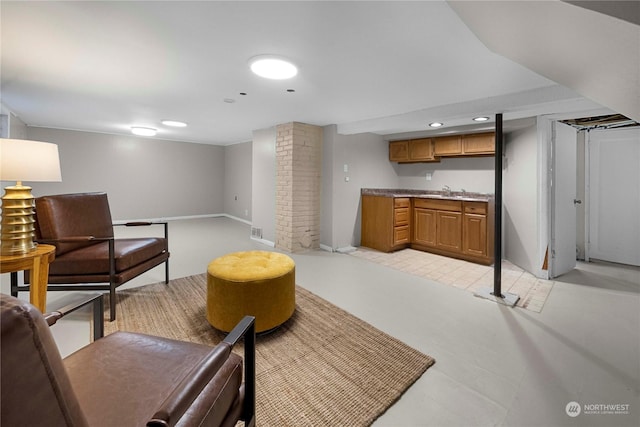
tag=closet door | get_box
[589,128,640,266]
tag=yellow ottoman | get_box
[207,251,296,333]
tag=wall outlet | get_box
[426,172,432,181]
[343,164,349,173]
[244,209,249,216]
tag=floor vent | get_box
[251,227,262,239]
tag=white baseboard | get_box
[250,236,275,247]
[115,213,254,225]
[336,246,357,254]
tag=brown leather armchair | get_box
[0,293,256,427]
[11,192,170,320]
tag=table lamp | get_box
[0,138,62,255]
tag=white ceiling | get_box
[1,1,630,145]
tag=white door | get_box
[551,121,578,278]
[588,128,640,266]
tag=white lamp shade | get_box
[0,139,62,182]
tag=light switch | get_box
[426,172,432,181]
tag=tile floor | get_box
[2,217,639,427]
[350,248,554,312]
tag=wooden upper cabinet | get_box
[391,132,495,163]
[389,140,409,162]
[390,139,436,162]
[433,135,462,156]
[408,138,435,161]
[462,133,495,155]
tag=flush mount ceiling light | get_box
[249,55,298,80]
[161,120,187,127]
[429,122,444,128]
[473,116,490,122]
[131,127,157,137]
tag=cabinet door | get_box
[437,211,462,251]
[389,140,409,162]
[462,133,495,154]
[463,213,487,257]
[413,208,437,247]
[433,135,462,156]
[409,138,434,161]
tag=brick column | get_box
[276,122,322,252]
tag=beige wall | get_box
[395,156,495,194]
[321,125,398,250]
[22,127,225,220]
[224,141,252,222]
[251,127,277,244]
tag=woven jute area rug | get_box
[105,274,435,426]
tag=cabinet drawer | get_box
[394,207,409,225]
[394,225,410,244]
[464,201,487,214]
[413,198,461,212]
[394,198,410,208]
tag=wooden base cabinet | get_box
[361,195,411,252]
[410,198,494,265]
[413,198,463,253]
[362,194,494,265]
[462,201,493,261]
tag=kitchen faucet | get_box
[442,185,451,196]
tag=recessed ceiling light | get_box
[473,116,490,122]
[429,122,444,128]
[249,55,298,80]
[223,98,236,104]
[131,127,157,136]
[161,120,187,127]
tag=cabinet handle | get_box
[573,199,582,205]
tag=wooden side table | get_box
[1,244,55,312]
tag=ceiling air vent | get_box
[560,114,638,131]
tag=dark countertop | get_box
[361,188,493,202]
